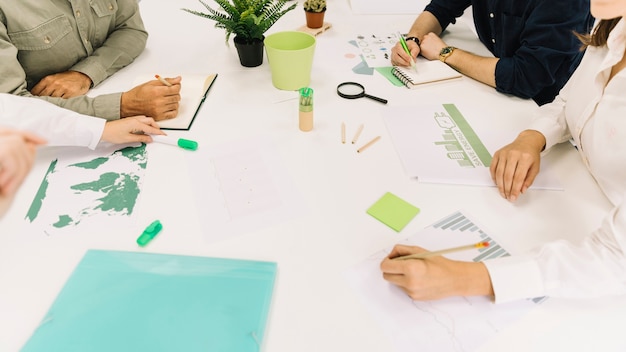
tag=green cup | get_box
[264,31,316,91]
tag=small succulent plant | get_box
[303,0,326,13]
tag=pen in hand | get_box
[155,74,173,87]
[392,241,490,260]
[398,32,418,73]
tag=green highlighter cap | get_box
[137,220,163,247]
[178,138,198,151]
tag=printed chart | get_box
[344,210,545,352]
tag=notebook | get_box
[134,73,218,130]
[21,249,277,352]
[392,60,461,88]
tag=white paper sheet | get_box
[350,0,428,15]
[382,103,563,189]
[186,136,305,243]
[344,210,544,352]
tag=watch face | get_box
[441,47,452,55]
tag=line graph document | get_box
[382,103,563,189]
[186,136,305,243]
[344,210,544,352]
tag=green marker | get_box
[151,135,198,151]
[397,32,418,73]
[137,220,163,247]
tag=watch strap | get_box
[405,36,420,46]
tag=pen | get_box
[398,32,418,73]
[341,122,346,144]
[137,220,163,247]
[155,74,173,87]
[151,135,198,151]
[393,241,490,260]
[356,135,381,153]
[352,123,364,144]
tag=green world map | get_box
[25,144,148,231]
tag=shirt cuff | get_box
[72,59,107,87]
[74,115,106,150]
[93,93,122,120]
[483,255,546,303]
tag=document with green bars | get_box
[382,103,562,189]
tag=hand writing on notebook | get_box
[121,76,182,121]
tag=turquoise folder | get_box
[21,250,277,352]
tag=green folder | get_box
[367,192,420,232]
[21,250,277,352]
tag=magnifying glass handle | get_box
[364,94,388,104]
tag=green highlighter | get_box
[151,135,198,151]
[136,220,163,247]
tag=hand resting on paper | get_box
[380,244,493,300]
[101,116,165,145]
[490,130,547,202]
[121,76,182,121]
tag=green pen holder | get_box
[299,87,314,132]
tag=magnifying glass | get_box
[336,82,388,104]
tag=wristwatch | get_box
[439,46,456,63]
[405,36,420,46]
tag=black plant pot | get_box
[234,36,264,67]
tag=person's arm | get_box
[0,94,163,149]
[67,0,148,88]
[0,16,123,120]
[485,198,626,303]
[492,1,591,102]
[391,11,443,67]
[419,33,499,87]
[380,244,494,301]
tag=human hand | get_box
[418,32,447,61]
[380,244,493,300]
[101,116,165,145]
[30,71,93,98]
[490,130,546,202]
[0,128,46,197]
[391,40,420,67]
[120,76,182,121]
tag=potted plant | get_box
[182,0,297,67]
[303,0,326,29]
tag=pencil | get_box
[356,135,381,153]
[393,241,490,260]
[155,74,173,87]
[341,122,346,144]
[351,123,364,144]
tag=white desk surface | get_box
[2,1,625,351]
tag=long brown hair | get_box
[577,18,621,48]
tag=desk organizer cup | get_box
[299,87,314,131]
[264,31,316,91]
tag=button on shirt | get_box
[0,0,148,120]
[485,19,626,303]
[425,0,593,105]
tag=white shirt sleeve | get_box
[486,196,626,303]
[0,93,105,150]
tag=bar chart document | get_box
[344,210,545,352]
[382,103,563,189]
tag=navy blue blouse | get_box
[425,0,593,105]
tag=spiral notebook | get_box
[21,250,277,352]
[392,60,462,89]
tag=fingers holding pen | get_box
[391,41,419,67]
